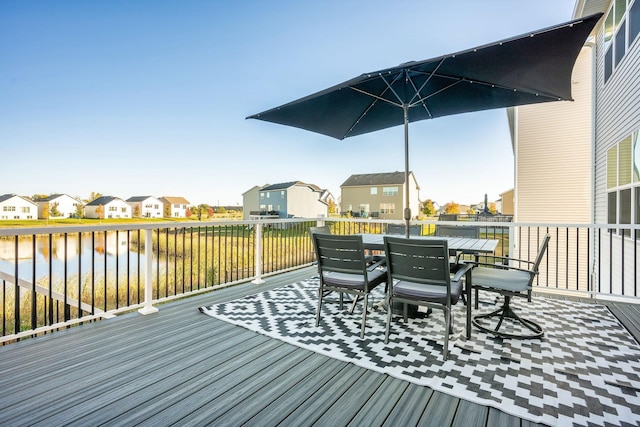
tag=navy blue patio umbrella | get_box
[248,14,601,236]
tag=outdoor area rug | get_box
[199,278,640,427]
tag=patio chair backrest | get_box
[531,234,552,274]
[312,233,367,276]
[309,225,331,235]
[387,224,421,236]
[435,224,479,238]
[384,237,451,287]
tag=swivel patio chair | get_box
[383,236,472,360]
[312,233,387,339]
[469,234,551,339]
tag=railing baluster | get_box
[139,229,158,315]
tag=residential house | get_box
[0,194,37,220]
[34,194,83,219]
[85,196,131,219]
[510,0,640,292]
[251,181,331,219]
[159,196,190,218]
[242,185,263,220]
[500,189,514,216]
[340,172,420,220]
[126,196,164,218]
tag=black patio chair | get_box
[311,233,387,339]
[383,236,472,360]
[469,234,551,339]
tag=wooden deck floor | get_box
[1,267,639,427]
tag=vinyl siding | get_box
[515,46,594,224]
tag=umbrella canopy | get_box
[248,14,602,235]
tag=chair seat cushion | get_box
[393,279,463,305]
[322,269,386,290]
[472,267,531,292]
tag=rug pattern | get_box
[199,279,640,427]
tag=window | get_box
[21,207,30,213]
[383,187,399,196]
[631,0,640,44]
[604,0,636,83]
[3,206,16,212]
[370,187,377,195]
[380,203,395,214]
[280,191,285,196]
[260,192,265,198]
[607,130,640,237]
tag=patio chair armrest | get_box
[454,250,479,264]
[451,263,473,282]
[366,257,387,271]
[468,260,537,275]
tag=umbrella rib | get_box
[344,72,405,138]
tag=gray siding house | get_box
[249,181,331,219]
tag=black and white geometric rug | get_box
[199,279,640,427]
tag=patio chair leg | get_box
[316,286,324,327]
[472,296,543,339]
[384,296,392,344]
[443,307,450,360]
[360,294,369,339]
[348,295,360,315]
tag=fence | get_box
[0,218,638,343]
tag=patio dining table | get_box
[359,233,499,338]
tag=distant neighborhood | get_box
[0,194,192,221]
[1,171,507,222]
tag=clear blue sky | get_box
[1,0,578,207]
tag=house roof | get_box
[160,196,190,205]
[86,196,120,206]
[341,171,412,187]
[126,196,157,203]
[261,181,324,193]
[0,193,35,204]
[33,194,81,203]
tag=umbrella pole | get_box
[403,104,411,238]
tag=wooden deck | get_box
[1,266,639,427]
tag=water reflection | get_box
[0,232,148,282]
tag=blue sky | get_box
[1,0,578,207]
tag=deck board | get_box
[0,266,638,426]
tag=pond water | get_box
[0,232,149,283]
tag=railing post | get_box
[252,223,265,284]
[139,228,158,315]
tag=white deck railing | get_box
[0,218,638,342]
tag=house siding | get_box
[515,46,594,224]
[513,46,594,290]
[590,0,640,293]
[340,173,420,220]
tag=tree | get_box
[164,205,171,218]
[49,202,61,218]
[444,202,460,214]
[421,199,436,216]
[96,204,104,223]
[488,202,498,214]
[74,203,84,220]
[86,192,103,203]
[207,206,214,218]
[132,206,141,218]
[185,207,192,218]
[32,194,48,201]
[327,199,338,214]
[42,202,50,225]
